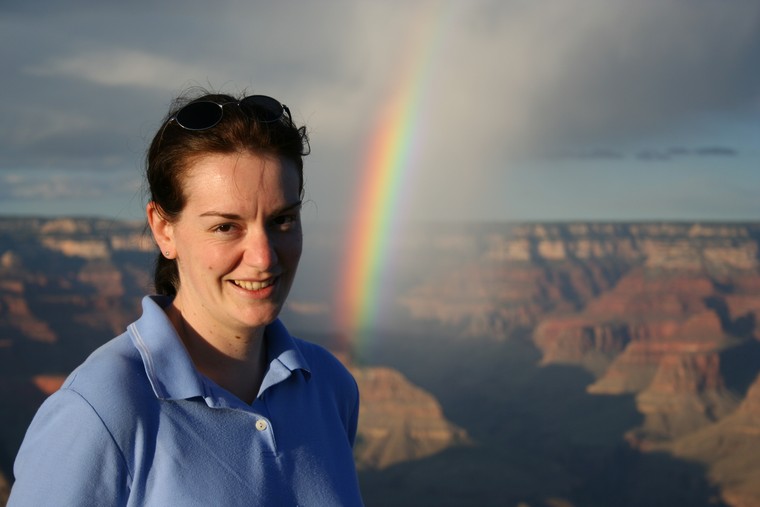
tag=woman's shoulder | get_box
[60,331,156,410]
[10,334,141,506]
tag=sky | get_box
[1,0,759,224]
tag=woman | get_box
[9,92,364,506]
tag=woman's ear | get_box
[146,202,176,259]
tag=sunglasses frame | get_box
[172,95,291,131]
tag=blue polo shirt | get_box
[9,296,364,506]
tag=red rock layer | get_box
[633,351,739,440]
[0,280,56,343]
[32,375,67,396]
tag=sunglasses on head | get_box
[171,95,291,131]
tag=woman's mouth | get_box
[232,279,275,291]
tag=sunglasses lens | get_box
[239,95,285,122]
[172,95,286,131]
[175,101,223,130]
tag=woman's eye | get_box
[273,215,299,229]
[213,223,236,233]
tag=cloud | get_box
[1,0,758,222]
[553,145,740,163]
[635,146,739,162]
[636,150,672,162]
[552,149,626,160]
[306,0,760,220]
[0,171,140,200]
[694,146,738,157]
[436,1,760,153]
[24,50,209,91]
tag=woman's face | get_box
[156,151,302,336]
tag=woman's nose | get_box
[243,230,278,270]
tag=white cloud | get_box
[24,49,210,91]
[6,108,95,147]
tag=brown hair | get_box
[146,90,310,296]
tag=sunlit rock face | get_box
[350,366,469,470]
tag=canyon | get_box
[391,221,760,506]
[1,217,760,506]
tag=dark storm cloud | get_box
[436,1,760,156]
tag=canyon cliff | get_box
[393,221,760,507]
[2,218,760,506]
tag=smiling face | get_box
[149,151,303,339]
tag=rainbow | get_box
[335,3,454,359]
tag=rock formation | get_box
[351,366,469,470]
[667,373,760,507]
[0,278,56,344]
[389,221,760,506]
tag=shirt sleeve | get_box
[8,388,130,507]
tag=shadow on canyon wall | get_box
[352,328,726,507]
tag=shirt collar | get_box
[128,295,311,404]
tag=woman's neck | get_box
[165,302,267,404]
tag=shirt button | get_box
[255,419,268,431]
